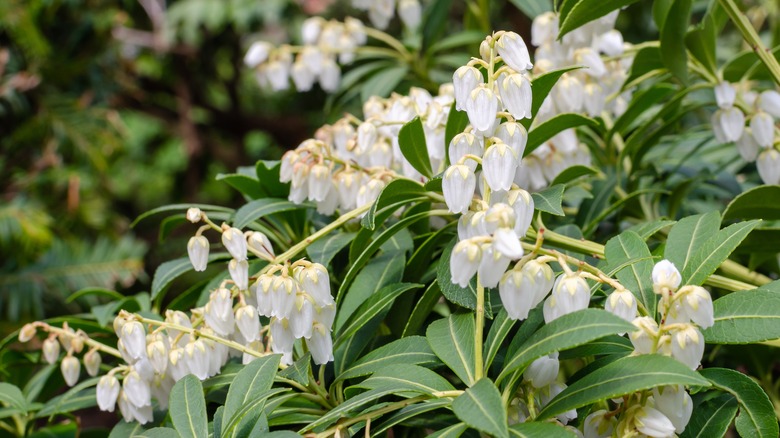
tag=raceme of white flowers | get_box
[351,0,422,30]
[711,81,780,185]
[244,16,367,92]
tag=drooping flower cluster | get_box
[244,17,367,92]
[351,0,422,30]
[711,81,780,185]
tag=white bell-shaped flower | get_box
[670,325,705,369]
[356,178,385,207]
[634,406,676,438]
[681,286,714,329]
[737,128,760,161]
[478,244,512,288]
[254,275,275,317]
[652,386,693,434]
[758,90,780,118]
[357,121,378,152]
[448,132,482,171]
[314,302,336,330]
[187,236,209,272]
[42,337,60,364]
[270,318,295,366]
[596,30,624,57]
[651,259,681,294]
[507,189,534,237]
[583,409,616,438]
[629,316,659,354]
[757,148,780,185]
[204,288,235,336]
[61,356,80,387]
[228,259,249,291]
[307,322,334,365]
[186,207,201,223]
[300,46,323,74]
[336,170,364,210]
[301,17,324,45]
[168,347,188,381]
[495,122,528,158]
[496,31,533,72]
[493,227,524,259]
[750,111,775,148]
[308,163,332,202]
[604,289,637,322]
[165,310,192,345]
[318,58,341,92]
[450,239,481,287]
[247,231,275,259]
[482,142,518,191]
[290,294,315,339]
[499,269,538,321]
[295,263,333,307]
[97,375,120,412]
[711,107,745,142]
[221,227,247,261]
[265,61,290,91]
[539,382,577,424]
[291,60,315,92]
[531,12,558,46]
[574,48,606,77]
[244,41,272,68]
[184,339,210,380]
[465,85,499,133]
[83,349,101,377]
[236,304,261,342]
[583,83,605,117]
[498,74,532,120]
[147,340,168,374]
[120,321,147,362]
[271,275,297,319]
[398,0,422,29]
[544,273,590,323]
[453,66,483,111]
[524,352,559,388]
[443,164,476,214]
[123,370,151,407]
[553,75,584,113]
[714,82,736,109]
[118,391,153,424]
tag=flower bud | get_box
[543,273,590,323]
[188,235,209,272]
[83,349,101,377]
[318,58,341,92]
[714,81,736,109]
[222,227,247,261]
[681,286,714,329]
[496,32,533,72]
[448,132,482,172]
[583,409,615,438]
[294,263,333,307]
[97,375,120,412]
[443,164,477,214]
[750,111,775,148]
[524,352,559,388]
[244,41,272,68]
[737,128,760,161]
[652,385,693,433]
[291,60,315,92]
[453,66,482,111]
[247,231,275,259]
[205,288,235,337]
[493,227,523,259]
[18,323,36,343]
[61,356,80,387]
[757,148,780,185]
[495,122,528,158]
[574,47,606,77]
[651,260,681,294]
[186,207,202,223]
[301,17,324,45]
[531,12,558,47]
[147,340,168,374]
[478,244,511,288]
[553,75,584,113]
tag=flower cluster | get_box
[711,81,780,185]
[244,17,367,92]
[351,0,422,30]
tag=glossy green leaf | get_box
[300,388,396,432]
[169,375,207,438]
[682,220,759,286]
[723,185,780,221]
[685,14,718,76]
[699,368,779,438]
[278,353,311,387]
[222,355,280,436]
[550,165,597,186]
[362,178,426,230]
[403,281,445,336]
[537,355,710,420]
[306,231,356,266]
[558,0,642,38]
[659,0,691,83]
[233,198,308,229]
[136,428,181,438]
[525,114,598,157]
[336,251,405,330]
[703,283,780,344]
[484,309,517,371]
[427,313,476,386]
[36,379,98,418]
[216,173,264,199]
[510,422,578,437]
[371,399,452,436]
[430,31,484,53]
[337,336,439,381]
[558,335,633,359]
[398,117,433,178]
[604,231,656,317]
[427,423,468,438]
[406,223,456,282]
[627,219,675,240]
[130,204,233,227]
[336,282,422,347]
[358,364,455,395]
[609,83,676,137]
[255,160,289,198]
[680,392,738,438]
[498,309,634,383]
[453,378,508,438]
[422,0,454,51]
[531,184,565,216]
[623,47,664,91]
[664,211,720,276]
[0,383,27,413]
[108,421,146,438]
[222,388,287,437]
[360,65,408,103]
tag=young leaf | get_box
[453,378,508,438]
[233,198,308,229]
[557,0,642,38]
[685,15,718,76]
[222,355,280,436]
[699,368,780,438]
[497,309,634,383]
[169,375,207,438]
[337,336,439,381]
[427,314,477,386]
[703,283,780,344]
[398,117,433,178]
[536,355,710,420]
[531,184,565,216]
[604,231,656,317]
[278,353,311,387]
[679,392,738,438]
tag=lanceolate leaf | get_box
[498,309,634,383]
[0,383,27,413]
[510,422,578,437]
[664,211,720,275]
[233,198,308,229]
[722,185,780,221]
[453,378,508,438]
[699,368,779,438]
[358,364,455,395]
[528,67,581,120]
[306,231,356,266]
[222,355,280,436]
[658,0,692,83]
[337,336,439,381]
[428,423,468,438]
[682,220,759,286]
[427,314,476,386]
[484,309,517,371]
[398,116,433,178]
[604,231,656,317]
[680,392,738,438]
[525,114,599,157]
[169,375,207,438]
[703,283,780,344]
[558,0,642,38]
[536,355,711,420]
[362,178,426,230]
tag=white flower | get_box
[629,316,658,354]
[453,66,483,111]
[301,17,324,45]
[83,349,101,377]
[186,207,202,223]
[295,263,333,307]
[543,273,590,323]
[228,259,249,291]
[187,236,209,272]
[120,321,147,362]
[61,356,80,387]
[308,163,332,202]
[524,352,559,388]
[531,12,558,47]
[714,82,736,109]
[493,227,523,259]
[652,386,693,434]
[652,260,681,293]
[443,164,476,214]
[270,318,295,366]
[168,348,188,381]
[507,189,534,237]
[737,129,760,161]
[147,340,168,374]
[450,239,481,287]
[307,322,334,365]
[498,74,532,120]
[499,269,538,321]
[634,406,676,438]
[711,107,745,143]
[184,339,210,380]
[244,41,272,68]
[482,142,518,192]
[97,375,120,412]
[596,30,624,57]
[318,58,341,92]
[553,75,584,113]
[681,286,714,329]
[247,231,275,259]
[221,227,247,261]
[236,305,261,342]
[265,61,290,91]
[750,111,775,148]
[496,32,533,72]
[204,288,235,337]
[583,409,615,438]
[118,391,153,424]
[123,370,151,407]
[574,48,606,77]
[583,83,605,117]
[398,0,421,29]
[495,122,528,158]
[357,121,378,153]
[271,276,297,319]
[314,302,336,330]
[356,178,385,207]
[291,60,315,92]
[478,244,512,288]
[670,325,705,369]
[448,132,482,171]
[758,90,780,118]
[605,289,637,322]
[335,170,363,210]
[757,148,780,185]
[42,337,60,364]
[465,85,499,133]
[290,295,315,339]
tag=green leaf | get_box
[550,165,597,186]
[109,421,146,437]
[403,281,445,336]
[557,0,642,39]
[371,399,452,436]
[699,368,779,438]
[0,383,27,413]
[680,393,738,438]
[222,355,280,436]
[255,160,290,198]
[151,253,231,301]
[336,251,405,330]
[216,173,264,199]
[682,220,760,286]
[531,184,565,216]
[360,65,409,102]
[685,15,717,76]
[723,186,780,221]
[664,211,720,276]
[510,422,578,437]
[358,364,455,395]
[65,287,124,304]
[362,178,426,230]
[278,353,311,387]
[398,117,433,178]
[537,355,711,420]
[508,0,553,19]
[525,114,598,157]
[658,0,691,83]
[498,309,634,383]
[422,0,454,51]
[604,231,656,317]
[336,283,422,347]
[484,309,517,371]
[703,283,780,344]
[169,375,207,438]
[23,364,57,403]
[627,220,675,240]
[405,224,456,282]
[427,314,476,386]
[427,423,468,438]
[436,239,492,317]
[300,388,396,432]
[131,204,233,227]
[306,231,355,267]
[430,31,485,53]
[445,109,470,160]
[337,336,439,381]
[609,84,677,138]
[233,198,308,229]
[452,378,508,438]
[623,47,664,91]
[36,378,99,418]
[223,388,287,437]
[136,428,181,438]
[528,67,581,121]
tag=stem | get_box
[42,324,122,358]
[474,277,485,382]
[719,0,780,86]
[363,28,412,62]
[136,317,270,358]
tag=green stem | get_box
[135,317,269,358]
[720,0,780,85]
[475,278,485,382]
[42,324,122,358]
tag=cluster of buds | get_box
[18,322,102,388]
[351,0,422,31]
[711,81,780,185]
[508,352,578,429]
[244,17,367,92]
